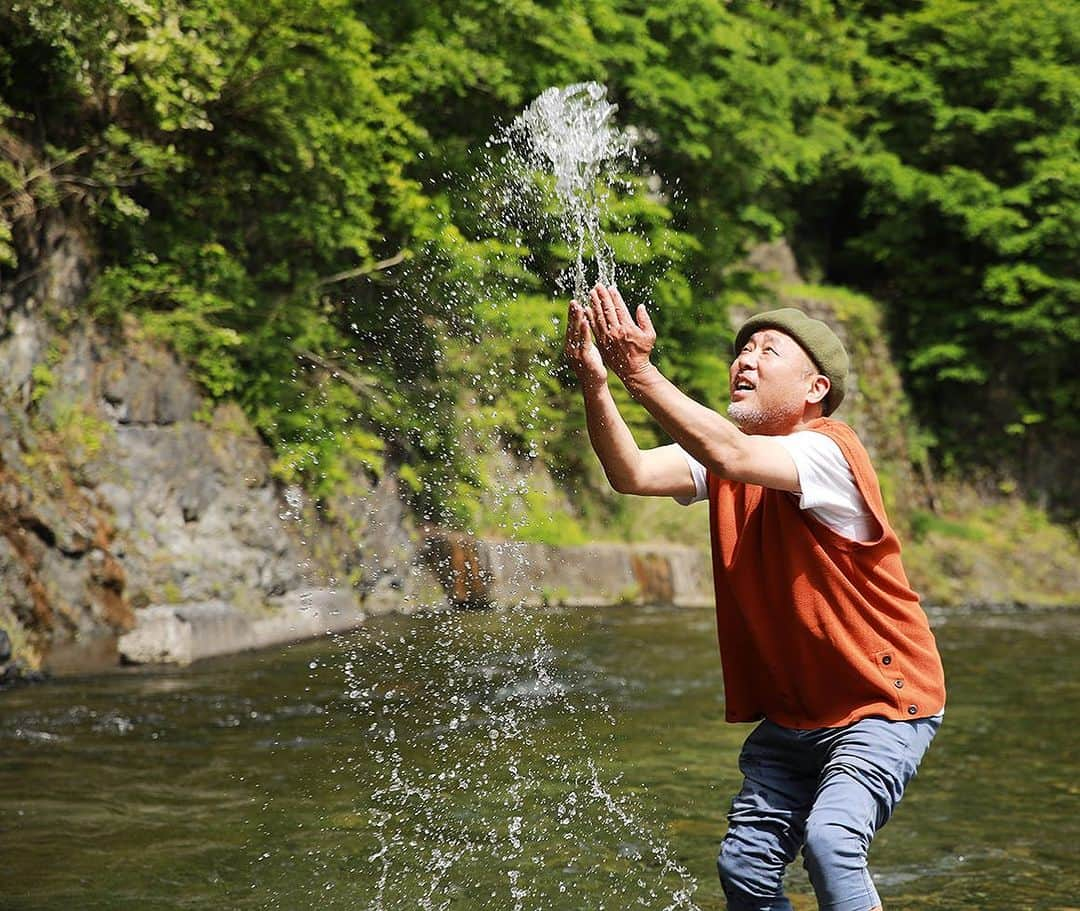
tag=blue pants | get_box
[717,714,942,911]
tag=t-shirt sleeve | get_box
[773,431,876,540]
[672,445,708,506]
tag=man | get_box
[564,285,946,911]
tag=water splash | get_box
[337,607,700,911]
[264,83,699,911]
[494,82,635,302]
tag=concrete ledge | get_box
[117,536,714,666]
[117,589,368,665]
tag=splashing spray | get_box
[494,82,635,302]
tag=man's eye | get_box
[764,346,778,354]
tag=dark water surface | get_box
[1,604,1076,910]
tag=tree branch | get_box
[295,349,386,403]
[313,249,408,289]
[0,143,91,212]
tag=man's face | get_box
[727,329,823,433]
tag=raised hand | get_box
[585,284,656,382]
[564,298,608,389]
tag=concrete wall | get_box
[422,532,712,610]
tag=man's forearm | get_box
[580,381,647,493]
[621,363,741,471]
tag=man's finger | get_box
[565,301,579,351]
[581,317,596,353]
[575,306,592,350]
[569,301,592,352]
[636,302,656,340]
[610,286,633,327]
[597,284,620,329]
[589,286,608,335]
[585,297,601,340]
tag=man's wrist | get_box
[620,361,663,399]
[579,375,610,397]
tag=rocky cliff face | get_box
[0,214,446,673]
[0,216,125,661]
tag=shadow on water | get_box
[1,602,1077,910]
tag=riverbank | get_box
[25,535,711,674]
[24,531,1079,679]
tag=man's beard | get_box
[727,398,803,434]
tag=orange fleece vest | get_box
[707,418,946,728]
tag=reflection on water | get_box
[1,603,1076,910]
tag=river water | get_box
[2,603,1076,910]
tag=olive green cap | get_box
[733,307,849,415]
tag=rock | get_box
[1,217,93,403]
[744,239,803,284]
[117,604,195,664]
[153,359,200,424]
[0,210,712,674]
[0,659,47,689]
[177,473,219,523]
[322,471,448,614]
[21,497,92,556]
[99,350,199,425]
[0,628,11,663]
[0,537,37,624]
[422,532,494,608]
[1,311,47,404]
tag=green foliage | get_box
[52,402,112,463]
[817,0,1080,506]
[2,0,1076,523]
[29,363,56,405]
[497,488,589,547]
[0,215,15,268]
[909,509,986,543]
[903,491,1080,606]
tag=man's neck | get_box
[736,411,826,437]
[793,411,828,432]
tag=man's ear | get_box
[806,374,830,406]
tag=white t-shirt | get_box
[674,431,878,543]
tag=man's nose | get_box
[735,349,758,371]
